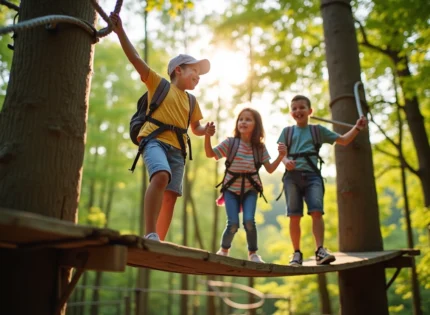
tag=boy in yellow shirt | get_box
[110,12,215,241]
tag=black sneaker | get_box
[289,251,303,266]
[315,247,336,265]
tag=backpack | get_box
[129,78,170,146]
[276,124,324,201]
[128,78,196,172]
[216,137,267,202]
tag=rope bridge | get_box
[0,208,420,314]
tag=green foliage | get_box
[0,5,16,110]
[2,0,428,313]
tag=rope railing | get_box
[74,282,291,310]
[0,0,123,40]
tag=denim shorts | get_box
[142,139,185,196]
[283,171,324,216]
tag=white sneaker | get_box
[216,249,229,256]
[248,253,265,263]
[144,232,160,242]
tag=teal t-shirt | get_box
[277,124,339,172]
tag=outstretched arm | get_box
[336,116,367,146]
[204,125,216,158]
[263,142,287,174]
[191,121,215,136]
[110,12,150,81]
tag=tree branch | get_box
[0,0,19,12]
[354,18,388,56]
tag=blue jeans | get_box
[283,171,324,216]
[220,190,258,252]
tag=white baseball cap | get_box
[167,54,210,76]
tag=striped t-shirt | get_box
[213,138,270,195]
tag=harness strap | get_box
[288,151,322,175]
[217,170,267,203]
[128,119,189,173]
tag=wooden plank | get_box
[127,240,416,277]
[0,208,120,246]
[383,256,414,268]
[0,209,420,276]
[59,245,127,272]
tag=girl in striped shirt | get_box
[205,108,286,263]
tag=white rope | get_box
[206,280,266,310]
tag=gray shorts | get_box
[142,139,185,196]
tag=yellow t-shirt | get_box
[137,69,203,150]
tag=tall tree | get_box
[356,0,430,208]
[0,1,96,314]
[320,0,386,314]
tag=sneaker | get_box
[289,251,303,266]
[216,249,229,256]
[315,247,336,265]
[144,232,160,242]
[248,253,265,263]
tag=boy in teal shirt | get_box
[278,95,366,265]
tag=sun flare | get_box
[207,49,249,85]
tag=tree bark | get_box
[320,0,387,314]
[0,1,95,315]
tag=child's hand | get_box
[355,115,367,131]
[109,12,123,33]
[205,122,216,136]
[285,159,296,171]
[278,142,287,157]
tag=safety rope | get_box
[0,0,123,40]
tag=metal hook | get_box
[310,81,366,128]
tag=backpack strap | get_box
[147,78,170,118]
[284,126,294,152]
[309,124,324,171]
[252,144,263,171]
[251,144,267,202]
[216,137,240,190]
[185,92,196,160]
[310,124,322,152]
[226,137,240,169]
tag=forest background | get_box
[0,0,429,314]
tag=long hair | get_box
[233,108,265,147]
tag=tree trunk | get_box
[0,1,95,315]
[394,56,430,207]
[320,1,387,314]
